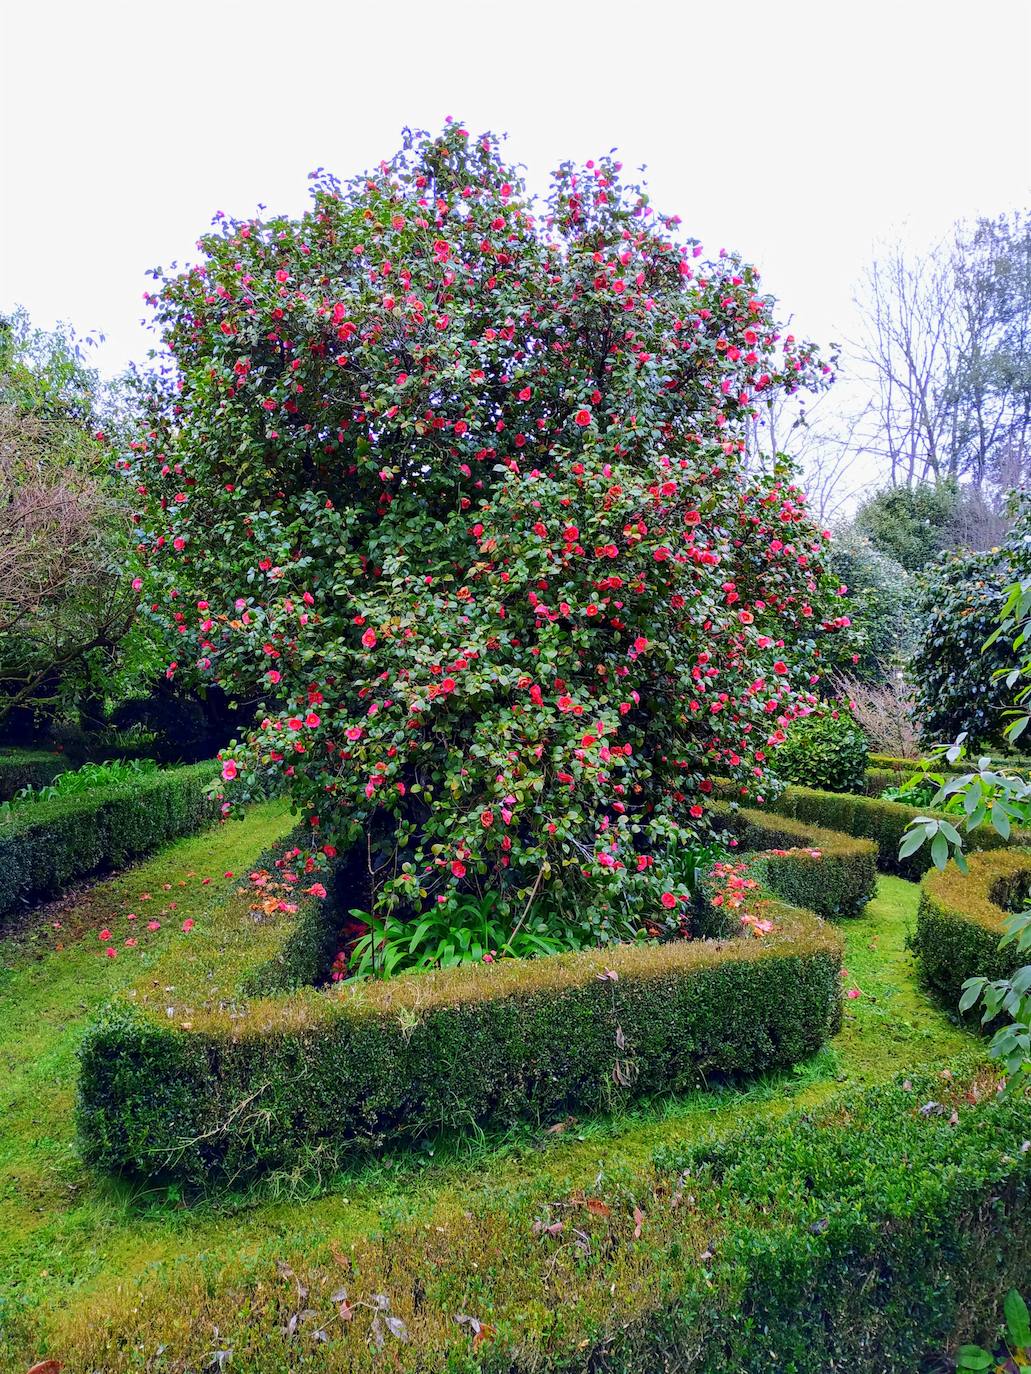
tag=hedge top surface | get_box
[122,866,842,1041]
[920,845,1031,940]
[719,801,872,854]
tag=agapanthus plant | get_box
[125,123,848,934]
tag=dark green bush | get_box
[0,762,217,919]
[0,747,65,801]
[914,848,1030,1006]
[912,547,1012,748]
[770,706,869,793]
[641,1067,1031,1374]
[717,803,877,918]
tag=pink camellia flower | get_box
[361,628,377,649]
[306,882,328,899]
[147,920,161,931]
[846,987,861,1000]
[660,892,677,909]
[305,712,320,728]
[451,859,467,879]
[98,928,111,941]
[574,408,591,426]
[104,946,117,958]
[182,918,195,933]
[222,759,238,781]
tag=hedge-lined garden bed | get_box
[719,803,877,917]
[78,815,857,1185]
[78,898,843,1185]
[719,779,1031,879]
[0,761,218,919]
[914,847,1031,1006]
[0,747,65,800]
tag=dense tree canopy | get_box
[128,124,850,927]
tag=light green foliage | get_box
[854,481,959,572]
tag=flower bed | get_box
[77,823,851,1185]
[914,847,1031,1005]
[0,761,218,919]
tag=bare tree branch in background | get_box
[743,390,876,523]
[851,213,1031,493]
[0,404,135,729]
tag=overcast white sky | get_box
[2,0,1029,406]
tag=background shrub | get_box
[770,705,869,794]
[0,747,63,800]
[912,546,1012,747]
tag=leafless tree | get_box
[851,212,1031,492]
[743,390,876,523]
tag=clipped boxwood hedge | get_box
[61,1061,1031,1374]
[78,831,848,1185]
[719,803,877,918]
[0,747,65,800]
[0,761,218,919]
[718,780,1031,880]
[914,847,1031,1006]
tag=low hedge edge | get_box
[914,846,1031,1005]
[717,779,1031,879]
[0,762,219,919]
[718,802,877,918]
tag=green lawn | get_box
[0,810,981,1371]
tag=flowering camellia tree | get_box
[126,124,848,940]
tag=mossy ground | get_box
[0,810,979,1371]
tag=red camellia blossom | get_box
[130,123,845,935]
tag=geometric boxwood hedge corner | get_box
[719,803,877,918]
[718,779,1031,880]
[77,813,855,1187]
[914,846,1031,1007]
